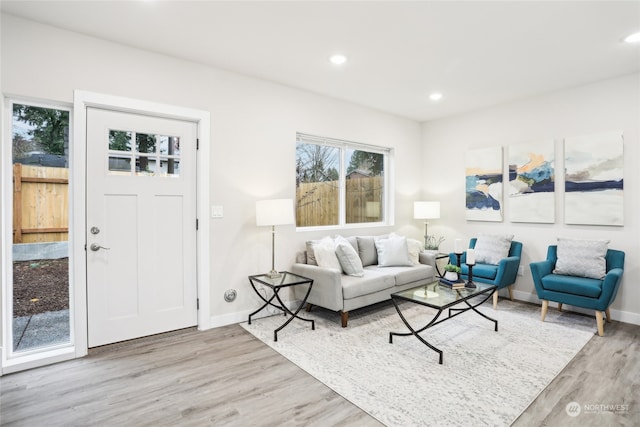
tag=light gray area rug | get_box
[241,298,595,427]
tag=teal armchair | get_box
[449,238,522,309]
[530,245,624,336]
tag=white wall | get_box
[1,15,424,327]
[422,73,640,324]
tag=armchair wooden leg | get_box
[595,311,605,336]
[306,303,313,312]
[605,307,611,323]
[558,303,563,312]
[541,300,548,322]
[507,285,514,301]
[493,291,499,309]
[341,311,349,328]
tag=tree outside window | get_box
[12,104,69,166]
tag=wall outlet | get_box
[518,266,525,276]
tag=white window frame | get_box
[1,97,76,373]
[295,132,394,231]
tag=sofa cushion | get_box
[344,235,359,252]
[341,270,395,299]
[357,236,379,267]
[542,273,602,298]
[554,237,608,279]
[366,264,434,286]
[334,236,364,277]
[375,235,413,267]
[474,234,514,265]
[295,251,307,264]
[305,240,321,265]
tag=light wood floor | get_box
[1,301,638,426]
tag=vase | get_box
[444,271,458,281]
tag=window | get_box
[108,130,181,177]
[296,133,390,227]
[9,102,71,353]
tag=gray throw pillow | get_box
[474,234,514,265]
[554,237,608,279]
[356,236,378,267]
[335,236,364,277]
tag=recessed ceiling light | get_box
[329,54,347,65]
[624,31,640,43]
[429,93,443,102]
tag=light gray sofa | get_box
[291,235,437,327]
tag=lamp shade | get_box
[256,199,295,226]
[414,201,440,220]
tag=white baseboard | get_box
[208,301,298,329]
[505,288,640,326]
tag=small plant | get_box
[425,235,445,250]
[443,264,461,273]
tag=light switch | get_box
[211,205,224,218]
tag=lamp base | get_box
[413,289,439,299]
[266,270,282,278]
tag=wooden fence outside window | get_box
[13,163,69,244]
[296,176,383,226]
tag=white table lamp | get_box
[413,201,441,250]
[256,199,295,278]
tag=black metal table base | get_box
[389,290,498,364]
[248,280,315,341]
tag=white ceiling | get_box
[2,1,640,121]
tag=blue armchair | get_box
[449,238,522,309]
[530,245,624,337]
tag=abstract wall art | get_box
[564,131,624,226]
[508,141,555,223]
[465,146,503,221]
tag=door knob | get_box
[90,243,110,251]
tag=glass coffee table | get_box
[389,280,498,364]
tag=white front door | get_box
[86,108,197,347]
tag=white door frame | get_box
[72,90,211,357]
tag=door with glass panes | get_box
[86,108,197,347]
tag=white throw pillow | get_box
[554,237,608,279]
[375,234,413,267]
[314,236,342,272]
[406,238,423,265]
[334,236,364,277]
[474,234,514,265]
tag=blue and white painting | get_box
[508,141,555,223]
[564,132,624,226]
[465,146,503,221]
